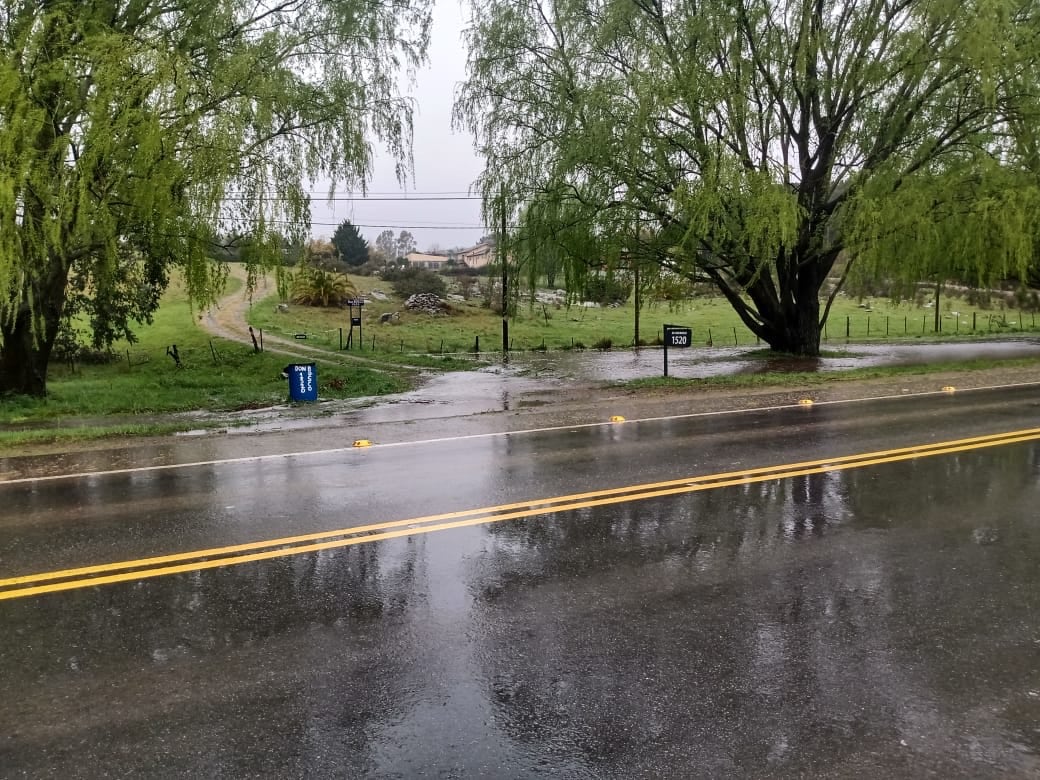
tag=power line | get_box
[225,195,484,202]
[214,217,502,230]
[224,189,542,200]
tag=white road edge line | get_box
[3,380,1039,486]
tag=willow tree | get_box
[457,0,1040,356]
[0,0,429,396]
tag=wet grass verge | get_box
[0,422,207,451]
[1,277,415,435]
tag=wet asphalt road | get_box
[2,387,1040,777]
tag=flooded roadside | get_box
[500,338,1040,381]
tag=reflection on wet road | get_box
[5,426,1040,603]
[2,388,1040,777]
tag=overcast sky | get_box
[310,1,487,253]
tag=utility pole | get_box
[500,184,509,357]
[633,215,640,348]
[934,277,941,333]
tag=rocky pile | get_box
[404,293,446,315]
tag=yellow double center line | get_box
[3,427,1040,602]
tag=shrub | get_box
[584,275,631,305]
[291,267,356,307]
[382,266,447,299]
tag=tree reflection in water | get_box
[469,445,1040,776]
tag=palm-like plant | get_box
[290,266,356,307]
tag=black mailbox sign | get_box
[345,298,365,350]
[662,324,692,377]
[665,327,691,347]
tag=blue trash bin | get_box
[287,363,317,402]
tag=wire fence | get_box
[91,311,1037,374]
[265,309,1040,359]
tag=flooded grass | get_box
[622,355,1040,389]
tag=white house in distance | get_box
[457,240,495,270]
[405,240,497,271]
[404,251,452,270]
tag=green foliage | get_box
[59,248,168,356]
[384,266,447,299]
[846,163,1040,292]
[584,275,631,306]
[0,282,412,446]
[331,221,371,267]
[373,229,416,263]
[0,0,431,395]
[457,0,1040,356]
[291,267,357,307]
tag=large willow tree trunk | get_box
[763,255,825,356]
[0,265,70,397]
[762,291,822,356]
[712,247,832,357]
[0,314,49,396]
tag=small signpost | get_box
[663,323,692,377]
[345,298,365,349]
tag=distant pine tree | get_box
[331,220,370,267]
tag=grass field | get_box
[0,275,412,446]
[247,271,1040,356]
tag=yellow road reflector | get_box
[798,399,814,406]
[610,415,626,422]
[942,386,956,393]
[353,439,372,448]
